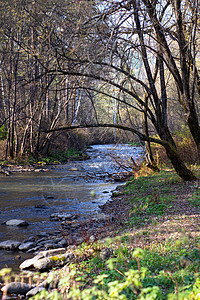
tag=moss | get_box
[49,255,67,262]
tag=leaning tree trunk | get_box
[159,127,196,181]
[163,142,196,181]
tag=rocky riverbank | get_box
[0,212,112,254]
[0,210,115,299]
[0,164,48,176]
[1,168,200,299]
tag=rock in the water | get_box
[37,232,50,237]
[18,242,36,251]
[5,219,29,226]
[0,240,21,250]
[50,213,74,221]
[1,282,33,295]
[34,204,48,209]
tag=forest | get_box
[0,0,200,180]
[1,0,200,299]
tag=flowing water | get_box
[0,144,144,271]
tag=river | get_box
[0,144,144,271]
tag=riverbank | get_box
[0,148,88,176]
[1,166,200,299]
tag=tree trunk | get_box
[164,142,196,181]
[142,94,160,172]
[158,127,196,181]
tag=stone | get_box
[100,248,113,260]
[50,213,74,221]
[33,252,74,270]
[69,167,78,171]
[92,214,111,222]
[23,237,35,243]
[26,285,45,297]
[37,232,50,238]
[18,242,36,251]
[57,239,68,247]
[44,243,57,249]
[19,257,38,270]
[40,248,66,258]
[1,282,33,295]
[20,249,74,271]
[34,204,48,209]
[5,219,29,226]
[0,240,21,250]
[75,237,84,245]
[20,248,66,270]
[27,246,40,253]
[89,235,95,243]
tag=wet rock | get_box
[18,242,36,251]
[50,213,75,221]
[4,219,29,226]
[37,237,47,243]
[1,282,33,295]
[23,237,35,243]
[37,232,50,238]
[34,204,48,209]
[27,246,40,253]
[0,240,21,250]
